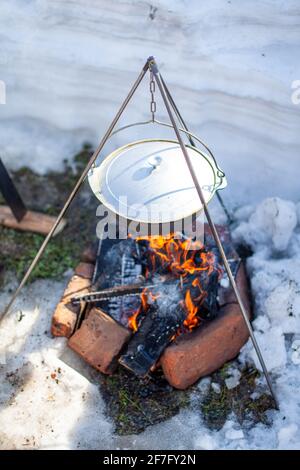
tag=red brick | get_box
[51,303,78,338]
[75,262,95,279]
[68,307,132,374]
[51,274,91,338]
[160,263,251,390]
[81,245,97,264]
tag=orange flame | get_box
[128,234,220,333]
[183,289,198,330]
[137,234,216,280]
[128,288,159,332]
[128,309,140,333]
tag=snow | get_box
[225,367,241,390]
[233,197,297,253]
[277,424,298,449]
[197,377,211,394]
[225,428,244,441]
[246,326,287,372]
[211,382,221,394]
[1,196,300,450]
[194,433,217,450]
[0,1,300,204]
[0,279,113,450]
[291,340,300,365]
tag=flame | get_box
[128,309,140,333]
[183,289,198,330]
[128,234,221,334]
[128,288,159,332]
[137,234,216,280]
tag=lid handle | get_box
[147,155,162,172]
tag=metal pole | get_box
[0,59,150,325]
[150,58,279,409]
[0,157,27,222]
[159,76,233,225]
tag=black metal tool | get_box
[0,157,27,222]
[71,283,154,305]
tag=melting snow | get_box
[225,367,241,390]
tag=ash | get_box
[151,280,181,318]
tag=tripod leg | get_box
[160,75,233,225]
[151,59,279,410]
[0,60,150,325]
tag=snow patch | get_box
[233,197,297,253]
[225,367,241,390]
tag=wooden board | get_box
[0,205,66,236]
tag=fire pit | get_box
[51,224,251,389]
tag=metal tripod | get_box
[0,56,279,409]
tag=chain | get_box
[150,71,156,122]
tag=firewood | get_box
[119,303,185,377]
[0,205,66,236]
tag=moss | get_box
[200,365,274,431]
[99,367,191,435]
[201,384,231,430]
[0,227,79,282]
[73,143,93,172]
[219,363,230,380]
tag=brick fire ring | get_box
[52,239,252,391]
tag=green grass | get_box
[200,366,274,430]
[0,227,79,283]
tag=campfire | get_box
[51,225,250,389]
[129,234,222,332]
[118,233,223,377]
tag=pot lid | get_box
[88,139,227,224]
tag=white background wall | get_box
[0,0,300,206]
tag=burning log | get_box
[135,234,223,329]
[91,238,144,326]
[119,285,186,377]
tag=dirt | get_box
[98,367,190,435]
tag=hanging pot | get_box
[88,124,227,224]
